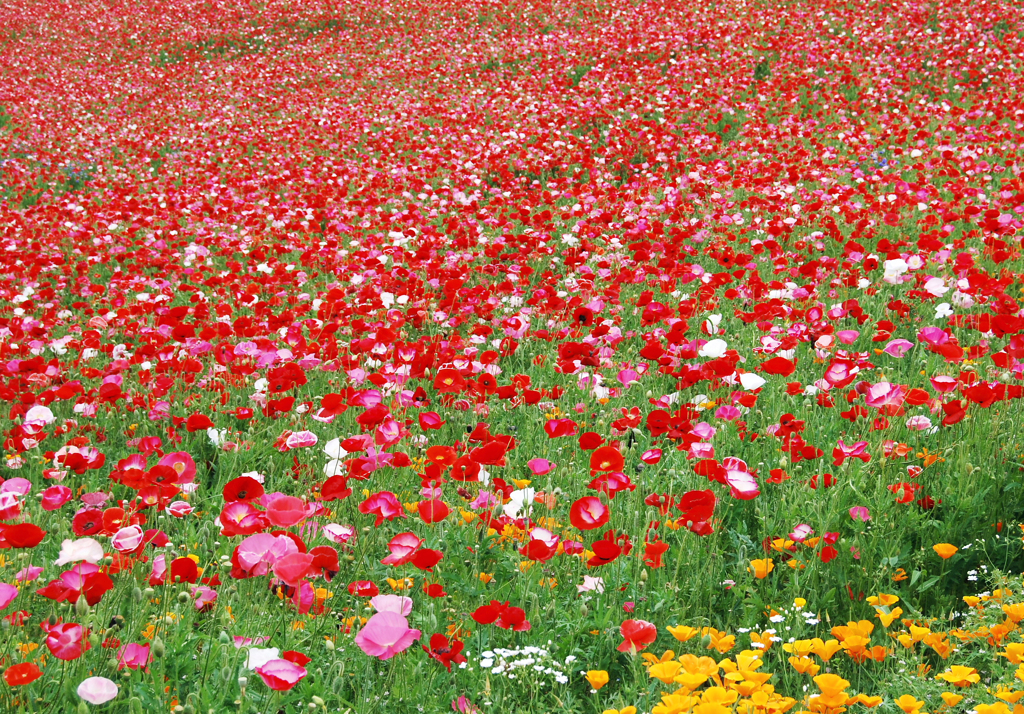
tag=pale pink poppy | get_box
[77,677,118,704]
[355,611,421,660]
[369,594,413,616]
[1,478,32,495]
[322,524,356,545]
[284,431,318,450]
[836,330,859,344]
[882,339,914,358]
[864,382,906,409]
[111,525,145,553]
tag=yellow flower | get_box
[386,577,413,591]
[932,543,958,559]
[876,607,904,628]
[809,638,842,661]
[813,673,850,695]
[894,694,926,714]
[667,625,699,643]
[649,661,682,684]
[748,559,774,579]
[974,704,1010,714]
[866,593,900,607]
[940,692,963,707]
[935,665,980,687]
[602,709,636,714]
[586,670,609,690]
[788,656,819,676]
[1004,603,1024,623]
[1001,643,1024,664]
[478,573,494,584]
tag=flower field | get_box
[3,0,1024,710]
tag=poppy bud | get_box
[78,703,90,714]
[183,706,196,714]
[312,696,326,707]
[130,698,144,714]
[640,568,648,582]
[152,637,166,658]
[325,639,335,651]
[218,631,230,644]
[221,667,233,682]
[88,633,101,647]
[178,592,191,604]
[580,604,589,617]
[48,614,58,626]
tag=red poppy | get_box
[410,549,443,572]
[320,475,352,501]
[617,619,657,653]
[348,581,379,597]
[422,633,467,671]
[569,497,611,531]
[643,539,670,568]
[3,662,42,686]
[587,530,632,567]
[3,523,46,548]
[418,499,450,524]
[72,509,104,536]
[169,557,199,584]
[471,601,531,631]
[223,476,264,503]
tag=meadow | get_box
[1,0,1024,711]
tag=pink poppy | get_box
[527,458,555,476]
[46,622,88,660]
[117,643,150,670]
[849,506,871,522]
[272,552,315,587]
[41,485,73,511]
[0,583,17,609]
[358,491,405,526]
[265,495,310,527]
[355,611,421,660]
[255,658,308,691]
[723,457,759,500]
[882,339,914,358]
[156,452,196,484]
[381,532,423,566]
[192,585,218,611]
